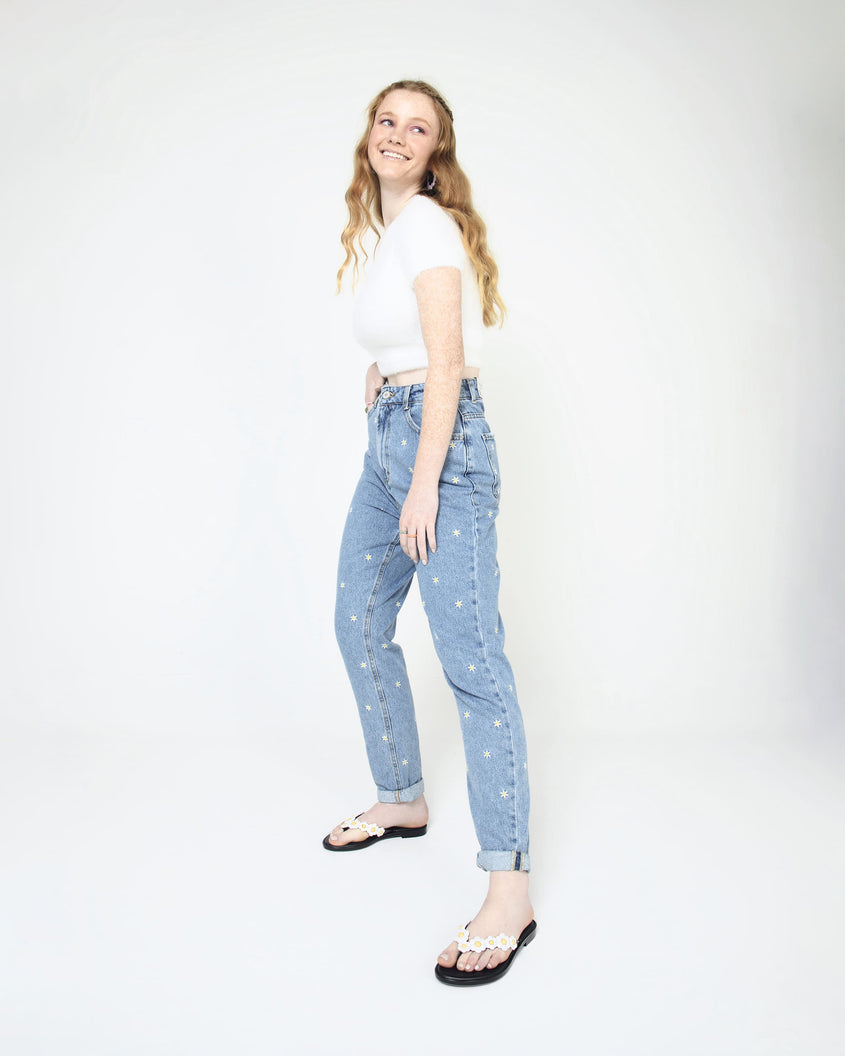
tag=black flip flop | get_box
[434,920,537,986]
[322,813,428,852]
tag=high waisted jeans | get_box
[334,378,530,872]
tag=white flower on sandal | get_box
[454,925,518,955]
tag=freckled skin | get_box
[398,265,464,565]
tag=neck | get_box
[380,185,419,227]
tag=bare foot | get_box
[437,870,533,972]
[326,795,429,847]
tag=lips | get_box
[381,149,410,161]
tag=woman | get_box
[324,80,536,985]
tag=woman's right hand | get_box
[365,361,386,413]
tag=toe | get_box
[459,951,479,972]
[474,950,493,971]
[438,941,459,967]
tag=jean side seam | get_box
[461,410,521,853]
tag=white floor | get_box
[1,726,843,1055]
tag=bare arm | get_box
[399,266,464,565]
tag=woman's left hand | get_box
[399,483,439,565]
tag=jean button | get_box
[382,390,393,399]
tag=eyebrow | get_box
[377,110,432,126]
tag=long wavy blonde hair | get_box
[336,80,505,327]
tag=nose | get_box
[388,128,404,144]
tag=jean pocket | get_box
[403,400,424,434]
[405,400,463,442]
[482,434,501,500]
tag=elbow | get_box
[425,345,465,377]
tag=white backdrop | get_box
[2,0,843,740]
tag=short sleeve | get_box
[394,197,466,283]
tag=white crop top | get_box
[352,195,484,376]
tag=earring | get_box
[425,171,437,191]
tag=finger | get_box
[426,521,437,563]
[406,529,420,563]
[419,525,431,565]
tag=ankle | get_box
[487,870,530,894]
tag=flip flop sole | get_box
[322,824,428,852]
[434,920,537,986]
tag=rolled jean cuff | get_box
[377,778,425,804]
[477,850,531,872]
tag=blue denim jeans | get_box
[334,378,530,872]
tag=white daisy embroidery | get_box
[401,439,407,446]
[508,684,513,692]
[402,759,408,766]
[451,476,459,484]
[464,711,470,719]
[360,661,366,668]
[350,614,358,622]
[365,554,372,561]
[340,582,345,588]
[395,681,401,688]
[432,576,439,584]
[493,719,502,728]
[468,664,476,672]
[452,529,461,537]
[365,705,372,711]
[449,441,457,450]
[382,735,388,742]
[500,790,509,798]
[455,600,463,608]
[484,750,491,758]
[382,643,388,649]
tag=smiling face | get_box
[367,89,440,194]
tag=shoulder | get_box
[394,196,466,278]
[402,195,461,236]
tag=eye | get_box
[410,126,426,134]
[379,118,393,127]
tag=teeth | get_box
[382,151,408,160]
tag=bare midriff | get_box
[385,367,480,387]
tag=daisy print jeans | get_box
[334,378,530,872]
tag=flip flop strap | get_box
[456,927,518,953]
[342,816,385,838]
